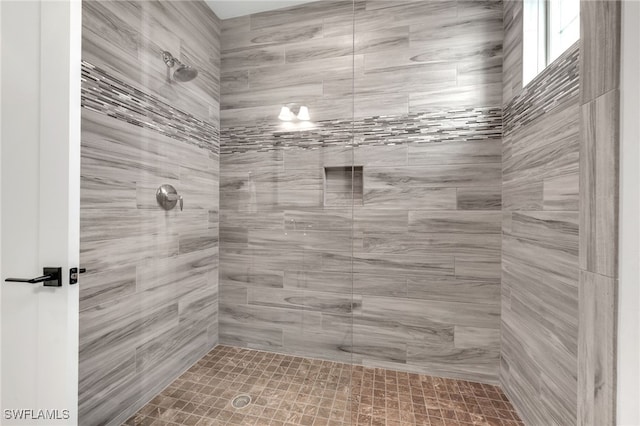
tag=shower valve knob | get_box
[156,184,183,211]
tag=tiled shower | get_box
[77,1,620,425]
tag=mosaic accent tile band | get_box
[81,61,219,154]
[221,107,502,154]
[503,42,580,135]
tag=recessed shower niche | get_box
[323,166,363,207]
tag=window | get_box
[523,0,580,86]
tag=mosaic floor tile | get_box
[124,346,523,426]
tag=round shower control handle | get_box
[156,184,183,211]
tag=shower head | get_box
[161,50,198,83]
[173,64,198,82]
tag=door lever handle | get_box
[5,267,62,287]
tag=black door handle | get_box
[5,267,62,287]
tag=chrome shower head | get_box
[161,50,198,83]
[173,64,198,82]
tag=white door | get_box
[0,1,81,425]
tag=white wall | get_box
[617,1,640,425]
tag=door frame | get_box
[617,1,640,424]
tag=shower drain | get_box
[231,394,252,409]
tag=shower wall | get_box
[79,1,220,425]
[500,2,581,424]
[219,0,504,383]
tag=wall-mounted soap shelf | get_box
[323,166,363,207]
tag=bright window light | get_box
[523,0,580,86]
[549,0,580,61]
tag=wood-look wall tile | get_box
[281,329,353,363]
[454,325,501,349]
[575,4,621,422]
[221,45,285,71]
[503,100,579,175]
[362,295,500,329]
[408,211,501,233]
[409,83,502,110]
[348,253,454,278]
[364,187,458,209]
[457,57,503,86]
[249,54,358,89]
[457,187,501,210]
[501,0,523,104]
[406,277,500,305]
[284,209,352,231]
[81,233,179,273]
[510,212,579,255]
[358,231,500,257]
[543,172,579,211]
[577,271,617,426]
[79,352,139,424]
[81,2,220,423]
[352,335,408,365]
[220,82,323,110]
[219,283,248,304]
[353,273,408,297]
[350,314,454,351]
[502,253,579,324]
[220,210,284,229]
[222,19,324,52]
[220,266,284,289]
[502,178,543,211]
[503,235,578,285]
[81,301,180,366]
[580,0,621,103]
[221,168,323,192]
[248,288,360,315]
[580,90,620,277]
[178,285,218,324]
[364,164,501,188]
[219,322,284,350]
[455,255,501,280]
[405,342,499,382]
[353,209,409,232]
[457,0,503,19]
[81,174,137,210]
[284,270,352,294]
[249,1,353,31]
[353,145,408,166]
[79,266,137,312]
[135,326,209,374]
[283,146,352,169]
[221,70,249,93]
[219,0,502,384]
[220,303,305,331]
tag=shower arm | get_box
[165,63,172,83]
[162,50,184,68]
[162,51,180,83]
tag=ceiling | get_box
[205,1,316,19]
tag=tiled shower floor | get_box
[125,346,523,426]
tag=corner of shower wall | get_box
[500,1,582,424]
[78,1,221,424]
